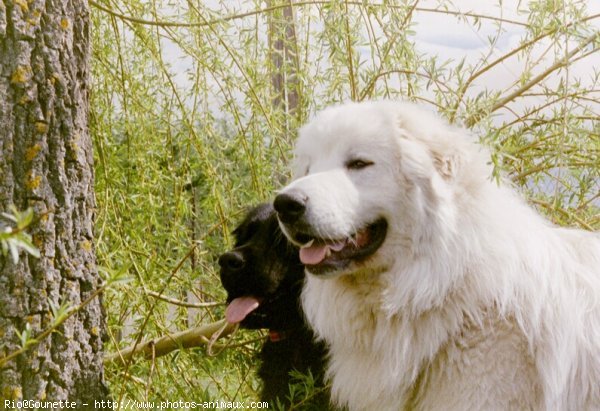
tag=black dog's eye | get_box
[346,159,374,170]
[232,222,255,245]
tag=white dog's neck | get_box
[302,270,469,409]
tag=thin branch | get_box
[344,0,357,100]
[466,31,599,127]
[530,199,594,231]
[359,0,419,101]
[450,31,548,123]
[115,244,197,402]
[498,90,595,132]
[450,14,600,122]
[104,320,237,365]
[0,282,107,368]
[511,161,598,181]
[90,0,530,29]
[361,69,458,99]
[146,290,222,308]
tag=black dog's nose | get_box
[218,251,245,271]
[274,192,307,224]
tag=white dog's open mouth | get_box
[296,218,388,275]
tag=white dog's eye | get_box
[346,159,374,170]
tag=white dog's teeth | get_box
[301,239,315,248]
[325,248,331,258]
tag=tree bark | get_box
[268,0,300,129]
[0,0,108,403]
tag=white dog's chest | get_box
[304,275,543,411]
[409,317,541,411]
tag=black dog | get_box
[219,203,331,409]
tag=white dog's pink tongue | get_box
[299,244,328,265]
[299,241,346,265]
[225,296,260,324]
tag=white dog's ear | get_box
[397,134,464,183]
[396,137,436,182]
[396,137,453,207]
[395,110,465,181]
[431,141,464,181]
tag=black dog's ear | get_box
[240,203,274,224]
[231,203,268,241]
[252,202,276,220]
[230,215,248,244]
[231,225,243,242]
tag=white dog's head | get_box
[275,101,485,278]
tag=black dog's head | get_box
[219,203,304,330]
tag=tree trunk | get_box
[268,0,300,132]
[0,0,108,403]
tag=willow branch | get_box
[0,283,107,368]
[146,290,222,308]
[104,319,237,365]
[90,0,529,29]
[466,31,599,127]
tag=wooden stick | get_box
[104,320,237,365]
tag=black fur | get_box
[219,203,331,409]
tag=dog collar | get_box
[268,330,288,342]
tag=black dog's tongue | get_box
[225,296,260,324]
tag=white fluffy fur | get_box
[278,101,600,410]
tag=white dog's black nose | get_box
[274,192,306,224]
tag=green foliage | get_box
[0,206,40,264]
[90,0,599,406]
[48,298,72,327]
[16,323,36,350]
[276,370,331,411]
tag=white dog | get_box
[273,101,600,411]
